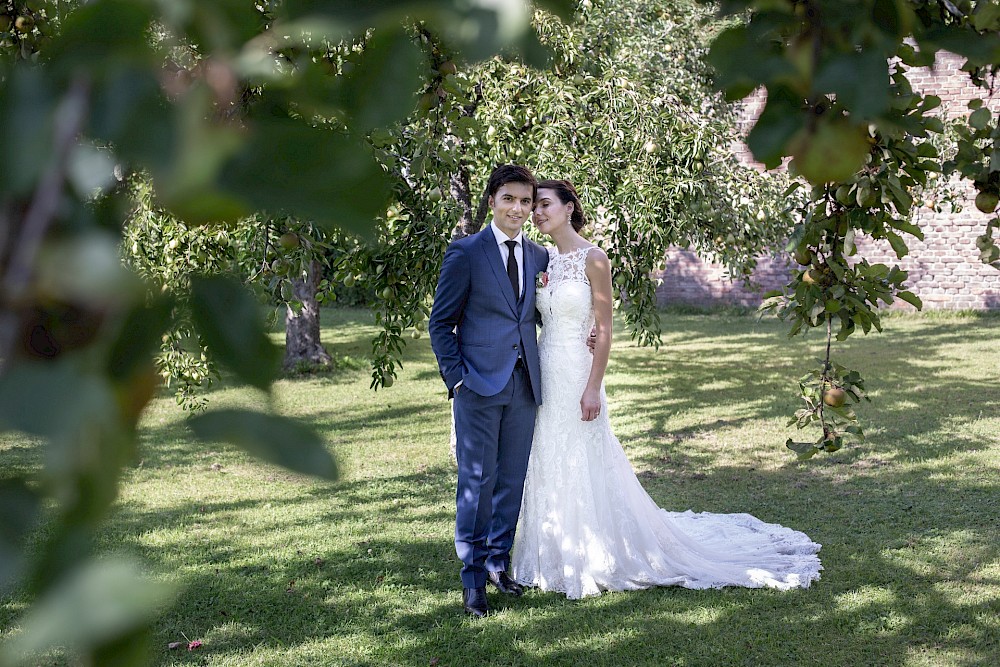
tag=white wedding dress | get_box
[511,246,822,599]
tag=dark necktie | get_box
[504,240,519,298]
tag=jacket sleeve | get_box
[429,242,470,393]
[534,244,548,326]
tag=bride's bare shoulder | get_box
[583,245,609,264]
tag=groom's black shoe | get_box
[462,587,489,617]
[487,570,524,597]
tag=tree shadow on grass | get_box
[130,394,450,471]
[608,314,999,467]
[106,453,999,666]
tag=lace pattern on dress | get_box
[545,245,591,285]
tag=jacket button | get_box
[512,344,518,349]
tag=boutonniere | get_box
[535,271,549,288]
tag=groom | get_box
[429,164,548,617]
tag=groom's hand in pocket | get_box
[586,326,597,354]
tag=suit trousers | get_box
[452,364,536,589]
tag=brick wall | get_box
[656,52,1000,310]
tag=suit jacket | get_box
[429,227,548,404]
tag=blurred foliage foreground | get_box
[0,0,575,664]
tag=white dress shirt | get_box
[490,220,523,297]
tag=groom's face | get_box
[489,182,534,238]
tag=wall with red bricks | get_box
[656,52,1000,310]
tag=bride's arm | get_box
[581,247,613,421]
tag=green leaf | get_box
[885,230,909,259]
[887,217,924,240]
[47,0,157,68]
[844,227,856,255]
[338,26,425,133]
[924,117,945,134]
[896,42,935,67]
[972,1,1000,31]
[284,0,536,62]
[717,0,754,15]
[706,25,795,101]
[916,140,939,157]
[535,0,576,20]
[189,409,338,480]
[872,0,912,38]
[746,89,806,168]
[790,119,871,184]
[870,309,883,333]
[896,290,923,309]
[784,223,806,252]
[843,424,866,438]
[0,363,110,438]
[88,67,176,172]
[106,295,174,381]
[836,316,855,341]
[920,95,942,113]
[0,479,42,593]
[190,276,280,392]
[781,182,802,197]
[154,86,247,224]
[825,298,842,313]
[813,49,890,119]
[866,263,891,278]
[786,439,818,460]
[970,107,992,130]
[0,559,174,665]
[855,308,872,333]
[219,117,393,237]
[0,67,56,196]
[828,257,846,281]
[185,0,266,51]
[809,301,826,322]
[918,24,1000,67]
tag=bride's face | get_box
[532,189,573,236]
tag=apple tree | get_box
[348,0,800,388]
[703,0,1000,458]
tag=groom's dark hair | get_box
[486,164,537,200]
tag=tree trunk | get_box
[450,169,472,238]
[450,163,481,240]
[472,186,491,235]
[283,259,332,371]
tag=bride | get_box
[511,179,823,599]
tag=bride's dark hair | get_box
[537,179,587,232]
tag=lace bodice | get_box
[537,246,594,348]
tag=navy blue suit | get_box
[429,226,548,588]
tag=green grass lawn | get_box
[2,307,999,666]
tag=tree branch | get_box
[0,75,91,371]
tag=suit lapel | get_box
[479,229,519,314]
